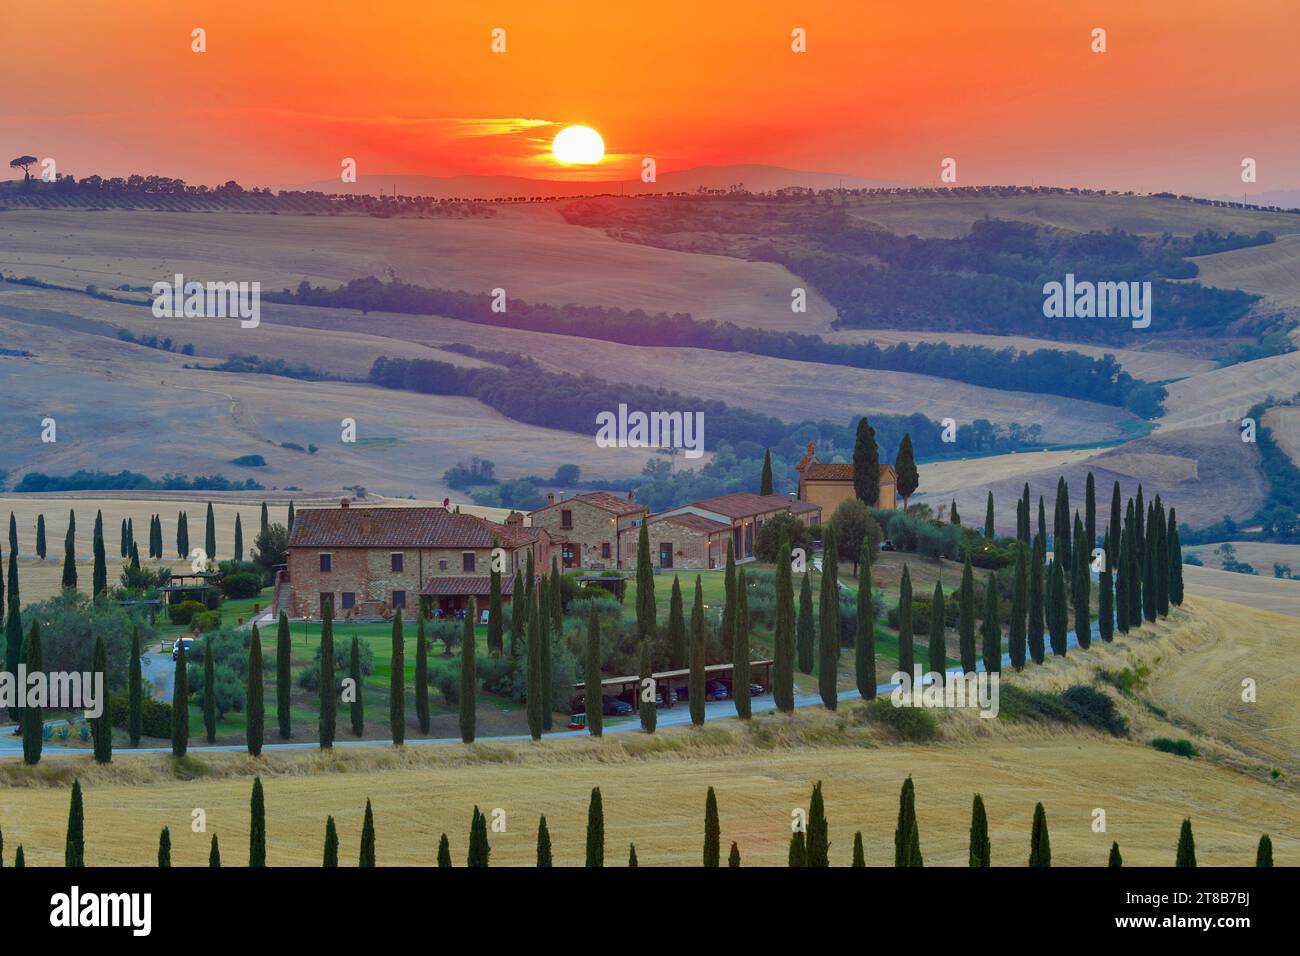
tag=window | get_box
[462,552,476,573]
[391,552,404,573]
[319,553,332,572]
[561,509,573,529]
[392,590,406,609]
[341,592,356,610]
[438,559,448,571]
[601,542,611,559]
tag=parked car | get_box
[601,695,633,716]
[719,678,767,697]
[172,637,195,662]
[881,539,897,552]
[704,680,728,701]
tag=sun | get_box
[551,125,605,165]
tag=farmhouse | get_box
[278,500,548,619]
[529,490,649,570]
[618,492,821,570]
[796,441,898,513]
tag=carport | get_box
[572,659,774,712]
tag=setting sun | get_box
[551,125,605,165]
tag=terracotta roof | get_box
[420,575,514,597]
[803,463,897,482]
[473,516,544,549]
[288,507,494,549]
[687,492,797,519]
[787,499,822,514]
[661,513,731,533]
[532,491,646,517]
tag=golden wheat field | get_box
[0,594,1296,866]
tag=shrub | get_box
[298,639,372,692]
[859,698,939,741]
[1060,685,1129,737]
[219,571,263,599]
[754,512,813,562]
[192,611,222,633]
[1151,737,1198,759]
[168,599,206,625]
[110,689,172,738]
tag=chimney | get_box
[340,497,350,509]
[546,492,555,506]
[506,510,524,526]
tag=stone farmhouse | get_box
[796,441,898,513]
[528,490,648,570]
[278,500,550,620]
[615,492,822,571]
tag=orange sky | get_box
[2,0,1297,193]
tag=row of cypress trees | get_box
[18,774,1277,867]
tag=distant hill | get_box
[271,164,907,200]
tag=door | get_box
[659,542,673,568]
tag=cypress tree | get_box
[585,600,603,737]
[249,776,266,867]
[1038,496,1047,543]
[703,786,721,867]
[958,553,976,673]
[177,511,188,559]
[1072,514,1090,650]
[667,575,686,669]
[322,816,338,868]
[980,572,1001,674]
[1047,557,1067,657]
[1126,498,1142,625]
[234,513,243,562]
[13,846,23,868]
[629,844,639,867]
[65,779,85,867]
[526,588,543,740]
[287,501,295,533]
[806,781,829,867]
[359,799,376,867]
[585,787,604,867]
[467,806,490,867]
[1085,471,1097,555]
[897,564,915,679]
[759,448,773,496]
[129,626,142,746]
[853,417,880,506]
[129,541,140,571]
[157,827,171,867]
[1116,527,1130,634]
[246,629,265,754]
[92,510,106,598]
[950,499,960,525]
[1108,841,1122,867]
[1009,546,1027,670]
[852,832,865,867]
[1021,483,1032,543]
[276,611,291,739]
[635,522,655,643]
[22,624,43,763]
[728,842,741,867]
[509,569,525,658]
[487,564,503,656]
[536,816,552,867]
[61,518,77,590]
[1154,498,1169,617]
[210,834,221,867]
[984,491,995,538]
[91,636,111,763]
[1109,480,1122,568]
[638,638,657,733]
[1175,818,1196,867]
[1256,834,1273,867]
[733,568,752,719]
[33,513,45,560]
[689,576,706,726]
[788,830,806,867]
[1142,504,1157,623]
[260,501,269,534]
[153,515,162,559]
[773,537,796,713]
[895,434,919,510]
[818,523,839,709]
[415,613,429,734]
[1099,557,1114,644]
[721,539,736,657]
[319,601,336,749]
[1168,509,1184,606]
[550,558,562,638]
[204,502,216,562]
[855,540,875,698]
[540,579,553,733]
[1053,477,1071,571]
[894,776,922,867]
[968,794,990,867]
[796,570,815,674]
[1028,803,1051,867]
[460,600,476,743]
[390,608,406,745]
[928,582,946,684]
[437,833,451,867]
[4,543,18,723]
[348,636,364,737]
[203,635,217,744]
